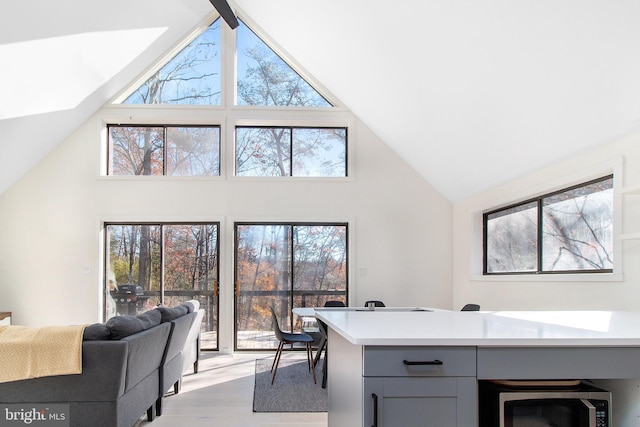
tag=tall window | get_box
[235,126,347,177]
[234,223,348,350]
[484,175,614,274]
[108,125,220,176]
[105,223,220,349]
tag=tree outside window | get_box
[484,176,613,274]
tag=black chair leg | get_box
[271,342,282,372]
[307,343,317,384]
[271,342,285,385]
[306,343,312,371]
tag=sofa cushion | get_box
[83,323,110,340]
[106,309,162,339]
[157,305,188,322]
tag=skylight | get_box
[0,28,167,119]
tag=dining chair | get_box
[461,303,480,311]
[364,300,385,307]
[324,300,346,307]
[302,301,346,345]
[269,307,316,385]
[316,301,345,359]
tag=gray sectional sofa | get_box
[156,306,197,416]
[0,301,201,427]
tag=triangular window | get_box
[119,18,331,108]
[122,20,222,105]
[236,20,331,107]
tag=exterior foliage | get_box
[236,127,346,177]
[236,21,330,107]
[106,224,219,349]
[235,224,347,349]
[485,176,613,274]
[108,125,220,176]
[123,21,222,105]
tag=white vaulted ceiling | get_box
[1,0,640,201]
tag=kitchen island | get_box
[315,308,640,427]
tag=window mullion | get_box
[289,128,294,177]
[163,126,167,176]
[160,225,165,304]
[289,225,295,331]
[537,199,543,274]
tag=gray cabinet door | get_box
[363,377,477,427]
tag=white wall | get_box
[0,110,452,351]
[452,131,640,311]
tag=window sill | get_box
[471,273,623,282]
[97,175,226,182]
[97,175,354,182]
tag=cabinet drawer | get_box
[363,346,476,377]
[477,347,640,380]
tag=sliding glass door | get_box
[105,223,220,350]
[234,223,348,350]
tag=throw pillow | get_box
[83,323,110,340]
[106,309,162,339]
[157,305,188,322]
[137,308,162,328]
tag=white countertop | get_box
[313,307,640,347]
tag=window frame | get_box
[483,174,614,276]
[233,221,349,351]
[234,125,348,177]
[106,124,221,177]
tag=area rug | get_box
[253,357,327,412]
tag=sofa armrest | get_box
[182,309,205,374]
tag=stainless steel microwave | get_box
[479,381,611,427]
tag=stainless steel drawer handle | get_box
[403,359,443,366]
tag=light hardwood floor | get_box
[137,352,327,427]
